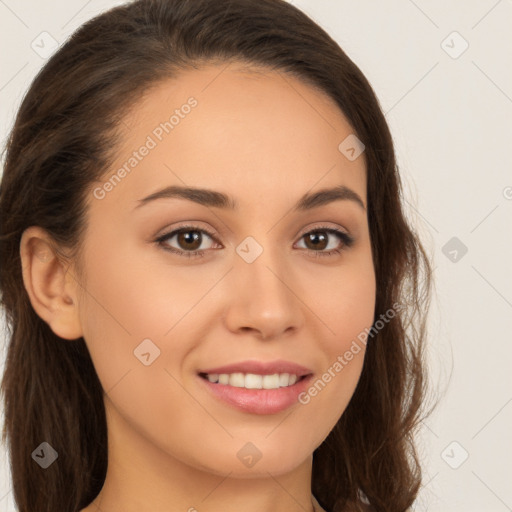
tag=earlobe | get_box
[19,226,83,340]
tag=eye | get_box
[154,223,354,259]
[295,226,354,257]
[155,225,220,258]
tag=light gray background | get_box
[1,1,511,510]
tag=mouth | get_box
[197,371,314,414]
[198,371,311,390]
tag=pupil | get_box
[179,231,200,250]
[307,232,327,250]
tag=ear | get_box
[19,226,83,340]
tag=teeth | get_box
[230,372,245,388]
[204,372,301,389]
[245,373,262,389]
[262,374,279,389]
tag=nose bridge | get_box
[235,234,288,294]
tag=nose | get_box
[222,242,304,340]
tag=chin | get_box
[197,446,311,478]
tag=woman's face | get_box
[74,63,376,477]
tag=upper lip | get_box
[198,359,313,377]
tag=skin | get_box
[20,62,376,512]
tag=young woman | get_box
[0,1,432,511]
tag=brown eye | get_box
[303,231,329,251]
[156,226,218,257]
[296,228,354,256]
[176,230,203,251]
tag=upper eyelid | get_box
[157,224,351,248]
[156,224,221,244]
[158,221,350,239]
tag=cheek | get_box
[78,227,191,336]
[76,244,217,454]
[295,256,375,422]
[75,241,167,388]
[310,256,376,350]
[77,234,226,397]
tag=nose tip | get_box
[239,323,295,341]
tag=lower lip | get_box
[197,374,313,415]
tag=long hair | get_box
[0,1,432,511]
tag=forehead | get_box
[94,62,366,212]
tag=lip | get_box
[197,372,314,415]
[197,359,313,377]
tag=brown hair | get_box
[0,1,432,511]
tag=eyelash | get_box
[155,224,355,259]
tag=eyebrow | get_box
[135,184,366,212]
